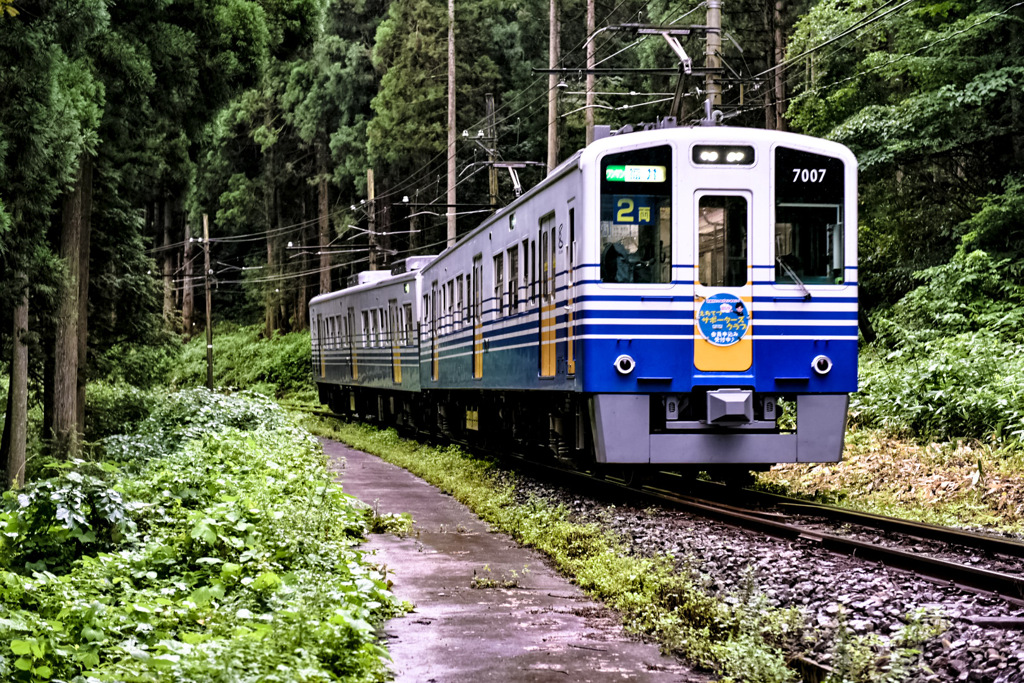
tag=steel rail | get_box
[686,479,1024,559]
[301,407,1024,606]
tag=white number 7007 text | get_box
[792,168,827,183]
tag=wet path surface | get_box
[323,438,706,683]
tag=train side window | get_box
[521,239,530,303]
[472,255,483,323]
[774,147,845,285]
[550,226,556,300]
[698,195,748,287]
[440,283,448,334]
[540,228,549,300]
[493,253,504,318]
[599,145,672,284]
[403,303,413,345]
[360,311,369,348]
[530,240,537,302]
[455,275,464,329]
[508,246,519,313]
[447,280,454,332]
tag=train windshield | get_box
[774,147,846,285]
[599,145,672,284]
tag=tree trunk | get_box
[183,219,194,339]
[76,157,93,436]
[318,134,331,295]
[53,157,84,459]
[4,272,29,489]
[162,198,176,331]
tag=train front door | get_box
[693,191,753,372]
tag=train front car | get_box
[579,127,857,470]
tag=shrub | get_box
[172,325,312,398]
[83,381,161,441]
[854,331,1024,445]
[0,390,402,682]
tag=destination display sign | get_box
[605,165,667,183]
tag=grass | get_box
[759,426,1024,535]
[298,415,943,683]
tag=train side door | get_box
[693,191,753,372]
[566,201,576,376]
[539,213,556,377]
[389,299,402,384]
[472,256,483,379]
[347,307,358,380]
[431,282,439,381]
[316,314,325,377]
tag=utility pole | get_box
[447,0,457,247]
[547,0,559,174]
[585,0,595,145]
[368,169,377,270]
[486,93,498,209]
[773,0,788,131]
[706,0,722,107]
[202,213,213,390]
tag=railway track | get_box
[557,468,1024,610]
[298,405,1024,610]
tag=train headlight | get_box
[614,354,636,375]
[812,355,833,376]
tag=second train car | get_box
[311,124,858,476]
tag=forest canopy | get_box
[2,0,1024,482]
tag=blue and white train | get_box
[310,124,858,477]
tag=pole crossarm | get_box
[533,67,724,76]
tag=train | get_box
[310,122,858,481]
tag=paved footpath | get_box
[323,438,708,683]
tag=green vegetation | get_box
[0,389,402,682]
[303,418,939,682]
[172,324,316,401]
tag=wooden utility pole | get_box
[203,214,213,390]
[585,0,596,145]
[547,0,559,173]
[486,93,498,209]
[773,0,788,131]
[318,135,332,293]
[447,0,457,247]
[368,169,378,270]
[706,0,722,107]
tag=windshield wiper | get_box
[775,256,812,301]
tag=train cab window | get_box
[698,195,748,287]
[774,147,845,285]
[600,145,672,284]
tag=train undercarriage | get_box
[314,383,846,486]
